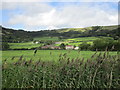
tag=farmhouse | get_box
[51,46,60,49]
[41,46,49,49]
[65,45,74,50]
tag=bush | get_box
[92,37,120,51]
[79,42,91,50]
[2,42,10,50]
[59,43,65,50]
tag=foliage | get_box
[91,26,102,31]
[92,37,120,51]
[59,43,65,50]
[1,25,120,42]
[79,42,91,50]
[2,51,120,88]
[2,42,10,50]
[2,27,33,43]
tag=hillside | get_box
[56,25,119,33]
[1,25,120,43]
[1,26,33,42]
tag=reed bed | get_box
[2,51,120,88]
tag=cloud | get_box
[2,2,118,31]
[2,0,119,2]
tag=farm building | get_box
[51,46,60,49]
[74,46,79,50]
[33,41,39,44]
[41,46,49,49]
[54,42,63,44]
[35,41,39,44]
[65,45,74,50]
[41,45,60,49]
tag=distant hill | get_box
[56,25,119,33]
[1,25,120,43]
[1,26,33,43]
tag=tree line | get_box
[79,37,120,51]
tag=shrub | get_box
[59,43,65,50]
[2,42,10,50]
[92,37,120,51]
[79,42,91,50]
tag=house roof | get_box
[66,45,74,47]
[41,45,60,48]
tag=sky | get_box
[1,0,119,31]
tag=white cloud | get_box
[2,2,118,31]
[2,0,119,2]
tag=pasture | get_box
[9,42,43,49]
[65,37,98,42]
[55,37,99,46]
[34,37,59,41]
[2,50,118,63]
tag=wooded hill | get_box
[1,25,120,43]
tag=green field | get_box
[34,37,59,41]
[2,36,120,88]
[2,50,118,63]
[65,37,98,41]
[5,36,119,63]
[9,36,112,49]
[55,37,98,46]
[9,42,43,49]
[8,37,98,49]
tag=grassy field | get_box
[8,37,98,49]
[55,37,98,46]
[2,50,118,63]
[65,37,98,41]
[8,37,59,49]
[2,36,120,88]
[9,42,43,49]
[34,37,59,41]
[2,50,120,88]
[55,42,93,46]
[8,36,108,49]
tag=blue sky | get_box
[1,2,119,31]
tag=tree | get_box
[59,43,65,49]
[2,42,10,50]
[112,39,120,51]
[92,37,114,51]
[91,26,101,31]
[79,42,90,50]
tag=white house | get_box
[35,41,39,44]
[74,46,79,50]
